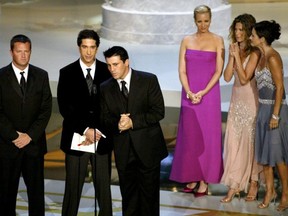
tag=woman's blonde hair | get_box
[193,5,211,20]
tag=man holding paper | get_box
[71,129,106,153]
[57,29,112,216]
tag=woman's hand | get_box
[269,115,280,130]
[190,90,203,104]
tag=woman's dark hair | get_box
[253,20,281,45]
[103,46,129,62]
[77,29,100,47]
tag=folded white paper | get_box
[71,129,105,153]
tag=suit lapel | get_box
[73,60,91,96]
[111,79,127,114]
[127,70,139,111]
[7,65,23,98]
[94,59,100,85]
[26,66,36,97]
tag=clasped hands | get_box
[13,131,32,149]
[187,91,203,104]
[118,113,132,133]
[229,42,240,58]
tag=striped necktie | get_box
[86,68,93,94]
[121,80,128,99]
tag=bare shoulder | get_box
[181,34,197,48]
[211,33,224,46]
[211,32,223,40]
[182,34,196,44]
[268,49,282,66]
[251,46,261,56]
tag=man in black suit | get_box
[100,46,168,216]
[0,34,52,216]
[57,29,112,216]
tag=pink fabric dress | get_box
[220,56,259,192]
[170,49,223,183]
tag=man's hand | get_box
[83,128,103,145]
[118,113,132,132]
[12,132,32,149]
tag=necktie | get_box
[86,68,93,94]
[20,71,26,95]
[121,80,128,99]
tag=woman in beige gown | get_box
[220,14,262,202]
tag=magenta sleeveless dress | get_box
[170,49,223,183]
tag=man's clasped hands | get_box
[118,113,133,133]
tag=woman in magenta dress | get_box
[170,5,224,197]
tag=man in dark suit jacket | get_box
[0,34,52,216]
[101,46,168,216]
[57,29,112,216]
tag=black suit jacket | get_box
[0,63,52,158]
[100,69,168,169]
[57,59,112,156]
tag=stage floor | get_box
[17,178,279,216]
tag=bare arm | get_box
[195,36,225,98]
[178,37,197,102]
[178,37,191,95]
[223,44,235,82]
[233,44,260,85]
[269,52,284,128]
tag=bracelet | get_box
[186,91,192,99]
[272,114,280,120]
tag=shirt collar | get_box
[79,59,96,78]
[12,63,29,80]
[117,68,132,90]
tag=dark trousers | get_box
[62,152,112,216]
[0,152,45,216]
[117,147,161,216]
